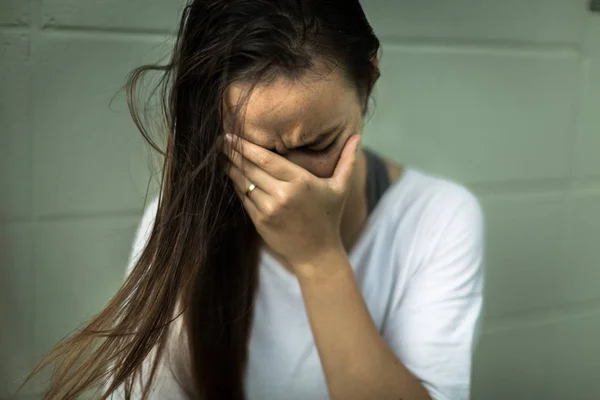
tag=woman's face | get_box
[223,67,364,178]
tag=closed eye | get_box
[308,136,339,156]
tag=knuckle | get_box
[274,187,289,204]
[257,152,273,168]
[263,201,277,218]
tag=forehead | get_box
[222,67,358,136]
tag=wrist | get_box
[291,245,350,281]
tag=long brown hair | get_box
[19,1,380,398]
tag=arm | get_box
[293,250,432,400]
[293,189,484,400]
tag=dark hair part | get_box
[19,1,380,399]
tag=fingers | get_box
[226,162,264,217]
[225,133,302,182]
[223,143,279,196]
[330,134,361,192]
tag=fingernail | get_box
[225,133,233,142]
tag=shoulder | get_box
[387,168,483,234]
[384,168,484,274]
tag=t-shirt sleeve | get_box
[382,185,485,400]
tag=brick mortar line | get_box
[482,299,600,335]
[382,37,581,56]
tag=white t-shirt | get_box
[110,167,484,400]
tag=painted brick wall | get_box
[1,1,598,399]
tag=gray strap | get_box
[363,147,391,215]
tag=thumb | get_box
[330,134,361,192]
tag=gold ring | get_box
[245,183,257,196]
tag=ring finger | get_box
[223,144,279,195]
[227,162,270,214]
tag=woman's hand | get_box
[221,132,361,269]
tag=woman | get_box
[23,0,484,399]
